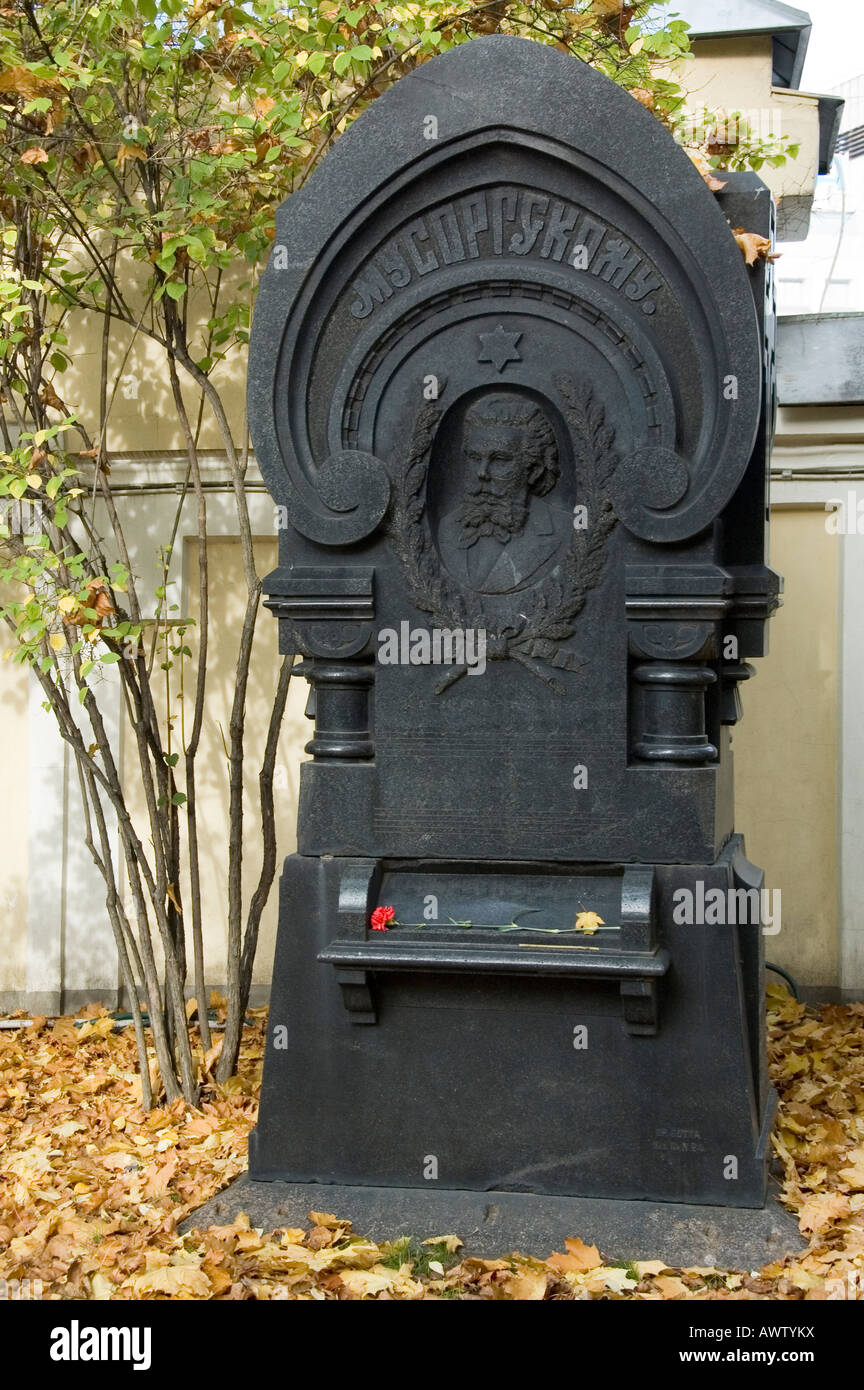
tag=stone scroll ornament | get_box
[386,375,618,694]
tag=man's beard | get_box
[457,491,528,546]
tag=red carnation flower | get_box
[370,905,395,932]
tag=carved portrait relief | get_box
[436,392,573,597]
[386,375,620,691]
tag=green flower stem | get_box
[386,916,602,934]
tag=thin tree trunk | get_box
[240,655,294,1000]
[215,587,260,1082]
[18,636,184,1101]
[220,655,294,1072]
[73,753,153,1111]
[166,338,211,1050]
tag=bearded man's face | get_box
[458,422,531,544]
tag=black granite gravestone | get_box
[247,35,781,1209]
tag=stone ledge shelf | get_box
[318,939,671,1035]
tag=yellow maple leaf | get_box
[653,1273,691,1298]
[547,1237,602,1272]
[504,1265,549,1300]
[575,911,605,934]
[838,1164,864,1191]
[799,1191,851,1233]
[89,1271,115,1300]
[308,1210,342,1228]
[422,1233,462,1253]
[126,1265,211,1298]
[589,1265,638,1294]
[339,1265,422,1299]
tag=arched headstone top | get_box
[249,34,762,544]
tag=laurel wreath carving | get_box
[385,374,619,693]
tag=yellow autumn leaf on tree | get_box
[49,632,66,651]
[116,143,146,166]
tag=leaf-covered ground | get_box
[0,986,862,1299]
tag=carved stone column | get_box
[626,564,729,767]
[632,661,717,763]
[264,564,376,761]
[294,658,375,760]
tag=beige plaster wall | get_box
[734,507,840,988]
[683,37,822,211]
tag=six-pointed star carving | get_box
[477,324,522,372]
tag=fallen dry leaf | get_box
[126,1266,212,1298]
[799,1191,851,1233]
[504,1265,549,1300]
[653,1274,691,1298]
[574,911,604,934]
[732,226,780,266]
[547,1237,602,1272]
[686,149,727,191]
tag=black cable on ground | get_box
[766,961,800,1001]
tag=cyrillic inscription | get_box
[349,185,663,318]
